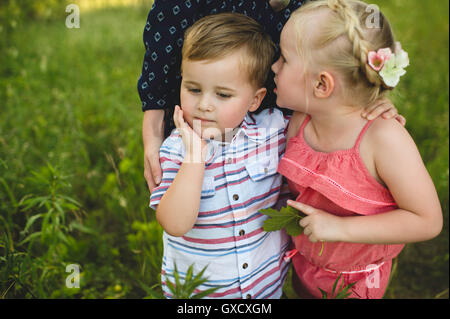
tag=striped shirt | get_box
[150,108,291,299]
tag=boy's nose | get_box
[198,105,213,112]
[198,96,214,112]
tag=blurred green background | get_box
[0,0,448,299]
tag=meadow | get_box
[0,0,448,299]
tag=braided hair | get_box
[290,0,395,106]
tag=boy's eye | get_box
[187,88,201,94]
[217,92,231,99]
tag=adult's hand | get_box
[269,0,291,12]
[143,109,165,193]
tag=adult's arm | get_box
[138,1,203,191]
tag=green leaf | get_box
[318,287,328,299]
[284,219,304,236]
[319,274,357,299]
[165,263,219,299]
[18,231,42,246]
[173,264,182,297]
[166,279,176,297]
[21,213,42,235]
[191,287,219,299]
[331,273,342,298]
[260,205,304,236]
[335,282,357,299]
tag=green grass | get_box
[0,1,448,299]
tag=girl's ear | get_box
[249,87,267,112]
[314,71,335,98]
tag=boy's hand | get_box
[361,97,406,126]
[173,105,207,163]
[287,200,344,243]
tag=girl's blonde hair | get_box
[291,0,395,106]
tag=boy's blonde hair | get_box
[291,0,396,106]
[181,13,276,89]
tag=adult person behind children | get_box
[138,0,403,192]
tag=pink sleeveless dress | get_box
[278,115,404,299]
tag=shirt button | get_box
[239,229,245,236]
[264,167,268,174]
[242,263,248,269]
[246,294,252,299]
[227,158,232,164]
[233,194,239,201]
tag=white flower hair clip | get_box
[368,42,410,88]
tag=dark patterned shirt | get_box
[137,0,304,137]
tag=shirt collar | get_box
[238,112,267,144]
[205,112,265,148]
[203,113,264,162]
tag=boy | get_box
[150,13,290,299]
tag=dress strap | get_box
[296,115,312,138]
[353,120,374,150]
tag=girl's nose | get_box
[271,57,281,74]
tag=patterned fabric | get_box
[150,108,291,299]
[137,0,304,137]
[278,115,404,299]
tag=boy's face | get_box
[180,50,266,141]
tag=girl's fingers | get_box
[309,234,319,243]
[303,225,311,236]
[287,200,315,215]
[299,217,309,228]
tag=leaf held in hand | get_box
[260,205,304,236]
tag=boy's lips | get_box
[194,117,215,123]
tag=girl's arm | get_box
[340,119,442,244]
[156,106,207,237]
[289,119,442,244]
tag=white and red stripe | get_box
[150,108,291,299]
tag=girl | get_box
[272,0,443,298]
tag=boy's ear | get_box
[314,71,335,98]
[249,87,267,112]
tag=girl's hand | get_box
[287,200,344,243]
[173,105,207,163]
[361,97,406,126]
